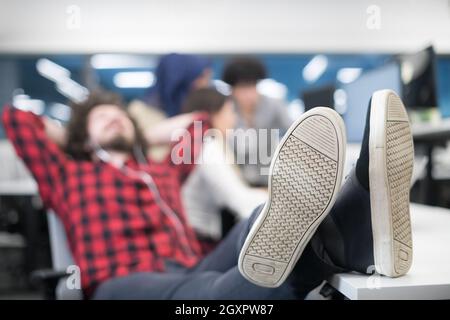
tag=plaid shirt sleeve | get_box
[167,113,211,184]
[2,105,69,209]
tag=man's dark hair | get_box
[182,88,229,114]
[65,90,147,161]
[222,56,267,87]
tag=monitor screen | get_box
[301,85,335,112]
[397,46,438,109]
[437,58,450,118]
[341,62,402,143]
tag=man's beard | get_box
[100,135,134,153]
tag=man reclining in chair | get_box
[2,89,414,299]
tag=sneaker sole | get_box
[238,107,346,287]
[369,89,414,277]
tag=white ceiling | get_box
[0,0,449,54]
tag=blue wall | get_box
[1,53,449,138]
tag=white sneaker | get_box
[369,89,414,277]
[238,107,346,287]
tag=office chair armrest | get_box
[30,269,69,300]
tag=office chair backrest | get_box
[47,210,83,300]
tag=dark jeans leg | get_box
[92,267,297,300]
[190,204,338,298]
[189,204,263,274]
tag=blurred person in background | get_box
[148,53,212,117]
[129,53,212,161]
[222,56,293,186]
[180,88,267,250]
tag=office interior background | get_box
[0,0,450,300]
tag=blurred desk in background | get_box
[412,119,450,205]
[0,139,43,286]
[0,180,37,196]
[412,118,450,142]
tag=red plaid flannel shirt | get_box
[2,106,209,294]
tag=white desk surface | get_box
[0,179,37,195]
[412,118,450,138]
[329,203,450,300]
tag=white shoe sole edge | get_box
[369,89,414,277]
[238,107,346,288]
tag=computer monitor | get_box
[437,58,450,118]
[301,85,335,112]
[341,62,402,143]
[397,45,438,109]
